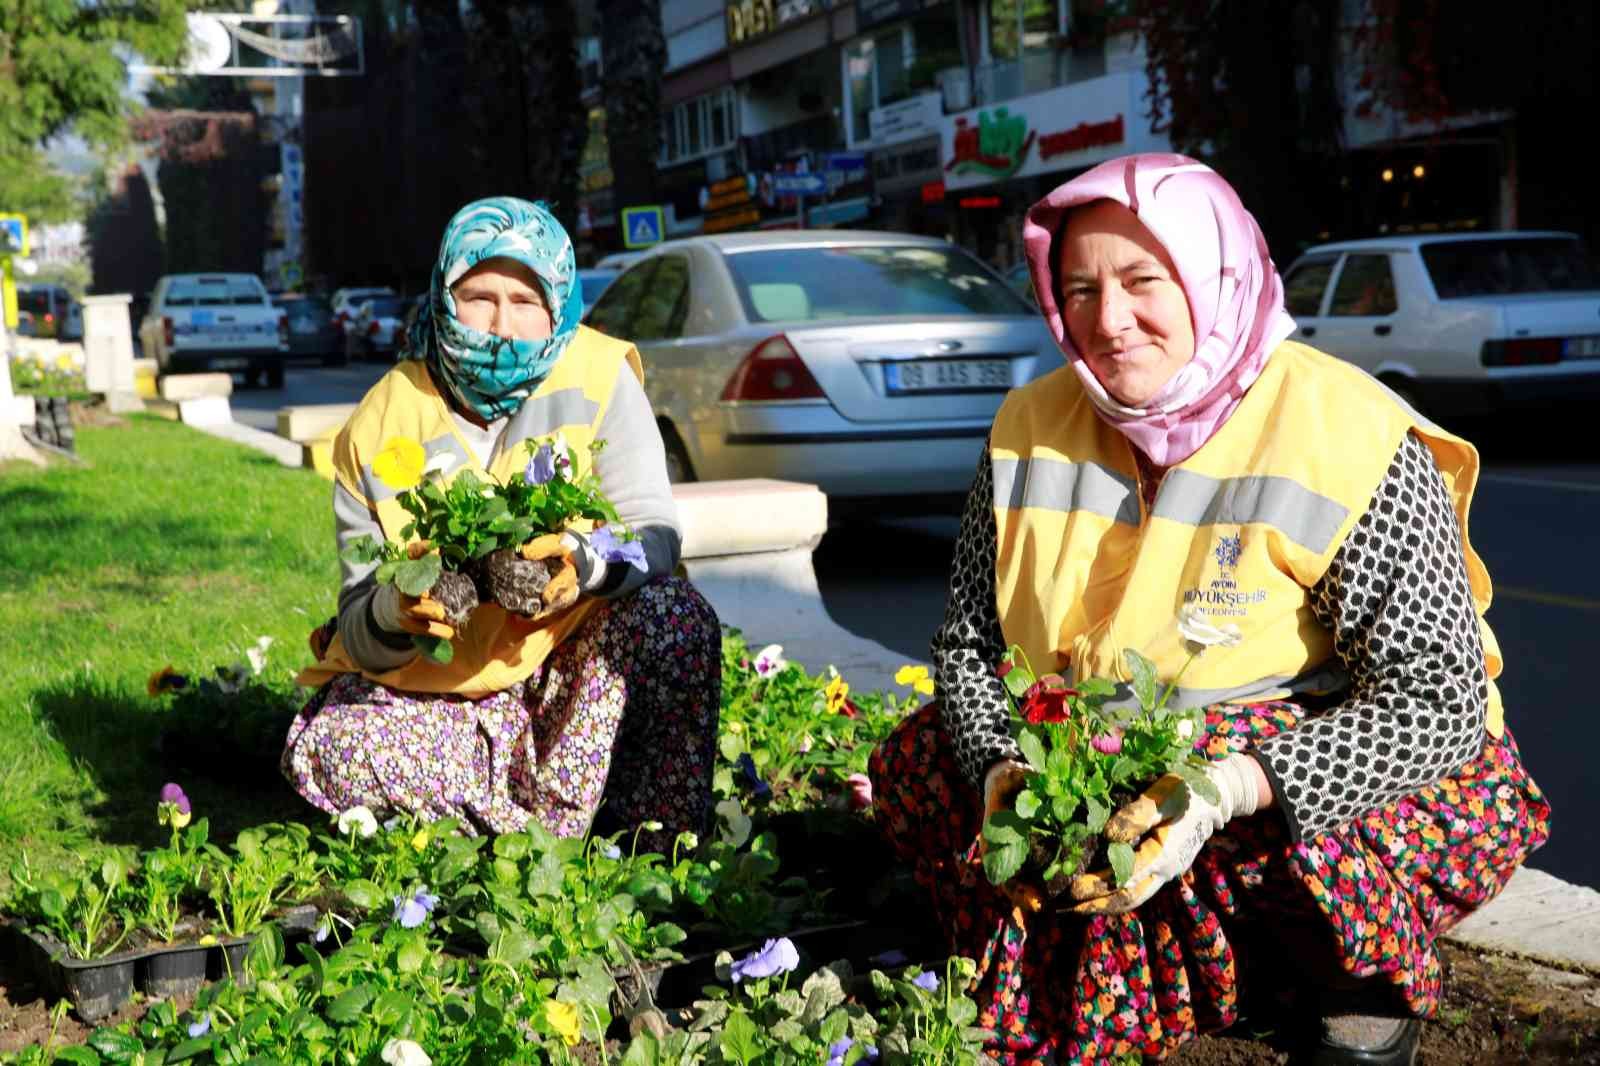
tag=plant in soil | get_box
[200,823,317,939]
[981,607,1241,898]
[342,434,643,664]
[139,785,210,943]
[6,852,133,959]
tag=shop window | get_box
[1329,255,1398,317]
[1283,256,1337,318]
[660,88,739,166]
[982,0,1108,99]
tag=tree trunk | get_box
[598,0,665,215]
[506,0,585,237]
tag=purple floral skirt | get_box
[869,700,1550,1064]
[282,577,721,852]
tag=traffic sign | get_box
[621,205,665,249]
[0,214,27,256]
[771,173,827,196]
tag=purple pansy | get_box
[392,887,440,929]
[911,970,939,992]
[590,526,648,572]
[159,782,191,815]
[735,753,772,801]
[827,1039,878,1065]
[525,443,557,485]
[729,937,799,983]
[187,1013,211,1038]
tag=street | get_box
[237,364,1594,890]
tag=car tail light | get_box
[162,315,174,346]
[278,314,289,345]
[368,320,380,337]
[1481,338,1562,366]
[720,334,826,402]
[333,311,347,336]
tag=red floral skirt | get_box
[868,701,1550,1064]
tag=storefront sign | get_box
[940,71,1164,191]
[868,91,943,147]
[856,0,946,33]
[702,175,762,234]
[726,0,827,45]
[872,135,943,195]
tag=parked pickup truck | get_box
[1281,231,1600,416]
[138,273,289,388]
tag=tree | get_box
[598,0,665,215]
[86,165,164,297]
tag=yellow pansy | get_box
[895,664,935,697]
[56,354,74,370]
[545,1000,582,1046]
[371,436,427,491]
[410,829,430,853]
[825,674,850,714]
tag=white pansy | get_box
[381,1039,432,1066]
[1176,718,1195,740]
[336,805,379,839]
[752,644,786,678]
[245,635,275,675]
[1178,604,1242,651]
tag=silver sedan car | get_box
[583,231,1057,507]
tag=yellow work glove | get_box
[1069,752,1261,916]
[372,583,455,641]
[982,758,1046,918]
[500,533,580,624]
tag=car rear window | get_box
[1421,238,1599,298]
[368,298,406,316]
[723,245,1032,322]
[166,278,267,307]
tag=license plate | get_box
[212,357,249,370]
[1566,336,1600,359]
[885,359,1010,393]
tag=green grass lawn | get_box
[0,415,342,887]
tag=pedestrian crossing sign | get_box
[0,214,26,256]
[621,205,665,249]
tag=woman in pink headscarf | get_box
[868,155,1548,1064]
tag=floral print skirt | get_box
[868,701,1550,1064]
[282,577,721,853]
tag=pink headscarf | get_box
[1022,153,1297,466]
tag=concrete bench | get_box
[159,373,234,401]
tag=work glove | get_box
[557,530,611,594]
[981,758,1046,918]
[371,583,455,641]
[512,533,580,619]
[1068,752,1262,915]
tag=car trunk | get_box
[1460,291,1600,341]
[782,316,1053,423]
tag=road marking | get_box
[1480,473,1600,495]
[1496,585,1600,612]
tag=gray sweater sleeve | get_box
[334,480,419,673]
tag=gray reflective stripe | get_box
[1152,470,1349,554]
[1085,662,1351,712]
[993,456,1140,526]
[360,434,472,503]
[500,388,600,460]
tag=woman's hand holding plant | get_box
[372,585,455,641]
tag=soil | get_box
[4,943,1594,1060]
[477,549,552,616]
[429,569,480,628]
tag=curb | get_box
[1444,866,1600,974]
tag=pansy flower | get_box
[895,664,935,697]
[544,1000,582,1047]
[729,936,799,982]
[392,887,440,928]
[590,525,648,571]
[157,783,192,829]
[372,436,427,491]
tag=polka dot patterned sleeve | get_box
[931,443,1024,789]
[1254,432,1490,843]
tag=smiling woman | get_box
[866,153,1549,1066]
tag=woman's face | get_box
[450,257,553,340]
[1056,200,1195,407]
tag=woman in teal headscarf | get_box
[283,197,720,852]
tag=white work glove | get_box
[560,531,609,593]
[1068,752,1262,915]
[981,758,1048,915]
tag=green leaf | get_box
[1125,649,1159,711]
[1013,789,1040,820]
[324,983,375,1024]
[341,878,382,911]
[88,1030,143,1057]
[395,936,428,974]
[948,996,979,1027]
[981,810,1026,847]
[1016,730,1047,772]
[370,990,412,1027]
[1108,841,1135,887]
[54,1048,103,1065]
[619,1035,660,1066]
[719,1009,761,1061]
[1175,764,1220,806]
[982,839,1026,885]
[1084,795,1110,834]
[394,554,442,597]
[413,634,454,664]
[1050,791,1080,824]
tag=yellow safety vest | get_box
[990,341,1504,737]
[296,325,645,697]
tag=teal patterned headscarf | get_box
[405,197,584,421]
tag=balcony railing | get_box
[969,45,1108,107]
